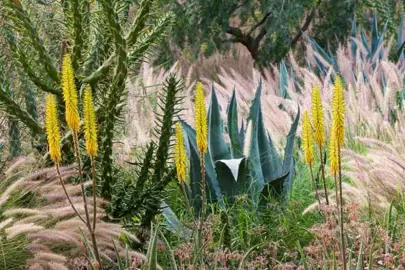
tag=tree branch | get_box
[248,12,272,36]
[290,1,321,48]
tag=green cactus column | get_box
[6,84,22,158]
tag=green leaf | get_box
[208,85,231,162]
[260,172,289,203]
[181,121,224,206]
[215,158,247,199]
[282,107,300,195]
[227,88,243,158]
[246,81,265,195]
[356,241,363,270]
[279,60,289,99]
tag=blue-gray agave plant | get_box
[181,81,300,208]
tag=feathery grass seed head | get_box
[195,82,207,155]
[302,111,314,165]
[61,54,80,132]
[311,85,325,146]
[45,95,61,163]
[83,87,98,157]
[175,123,187,183]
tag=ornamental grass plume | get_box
[83,87,98,157]
[330,75,346,269]
[302,111,320,204]
[195,82,207,155]
[61,54,80,132]
[311,86,329,205]
[45,95,61,164]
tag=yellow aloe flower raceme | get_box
[61,54,80,132]
[45,94,62,163]
[175,123,187,183]
[332,76,345,146]
[195,82,207,155]
[83,87,98,157]
[311,85,325,146]
[329,125,339,175]
[302,111,314,166]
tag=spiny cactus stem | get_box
[319,146,329,205]
[72,131,102,268]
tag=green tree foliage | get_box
[154,0,358,67]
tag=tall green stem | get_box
[72,132,102,268]
[309,164,321,205]
[338,144,346,269]
[319,145,329,205]
[198,157,206,249]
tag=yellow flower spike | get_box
[195,82,207,155]
[311,86,325,146]
[332,76,345,146]
[45,94,62,163]
[175,123,187,183]
[61,54,80,132]
[83,87,98,157]
[329,127,339,175]
[302,111,314,166]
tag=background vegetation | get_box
[1,0,405,269]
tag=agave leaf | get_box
[181,120,223,205]
[208,85,231,162]
[267,133,283,181]
[360,29,371,58]
[227,89,243,158]
[350,18,357,59]
[371,12,379,56]
[279,60,289,99]
[216,158,244,181]
[215,158,247,199]
[239,120,245,149]
[376,22,387,60]
[161,202,192,239]
[282,107,300,195]
[246,81,265,195]
[260,172,289,203]
[398,18,404,60]
[257,110,272,181]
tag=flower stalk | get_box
[195,82,207,249]
[311,86,329,205]
[330,76,346,269]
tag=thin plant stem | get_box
[338,144,346,270]
[91,157,97,231]
[309,164,321,205]
[55,163,86,224]
[72,132,102,268]
[319,145,329,205]
[180,182,197,228]
[198,157,206,249]
[333,173,342,259]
